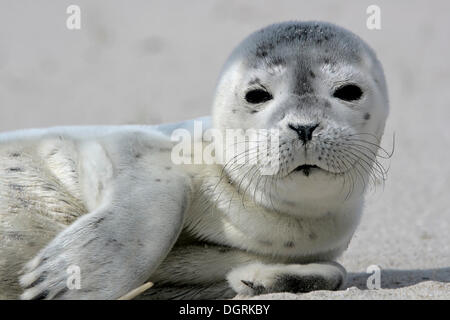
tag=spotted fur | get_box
[0,21,388,299]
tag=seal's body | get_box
[0,21,388,299]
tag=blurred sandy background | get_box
[0,0,449,298]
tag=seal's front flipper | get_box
[227,261,346,296]
[19,167,192,299]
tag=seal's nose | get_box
[288,123,319,144]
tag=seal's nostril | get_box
[288,123,319,144]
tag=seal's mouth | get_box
[293,164,320,177]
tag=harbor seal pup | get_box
[0,21,389,299]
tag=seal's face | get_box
[212,22,389,208]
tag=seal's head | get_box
[212,21,389,213]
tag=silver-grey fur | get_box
[0,21,388,299]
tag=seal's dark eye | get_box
[245,89,273,104]
[333,84,363,101]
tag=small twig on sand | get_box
[118,282,154,300]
